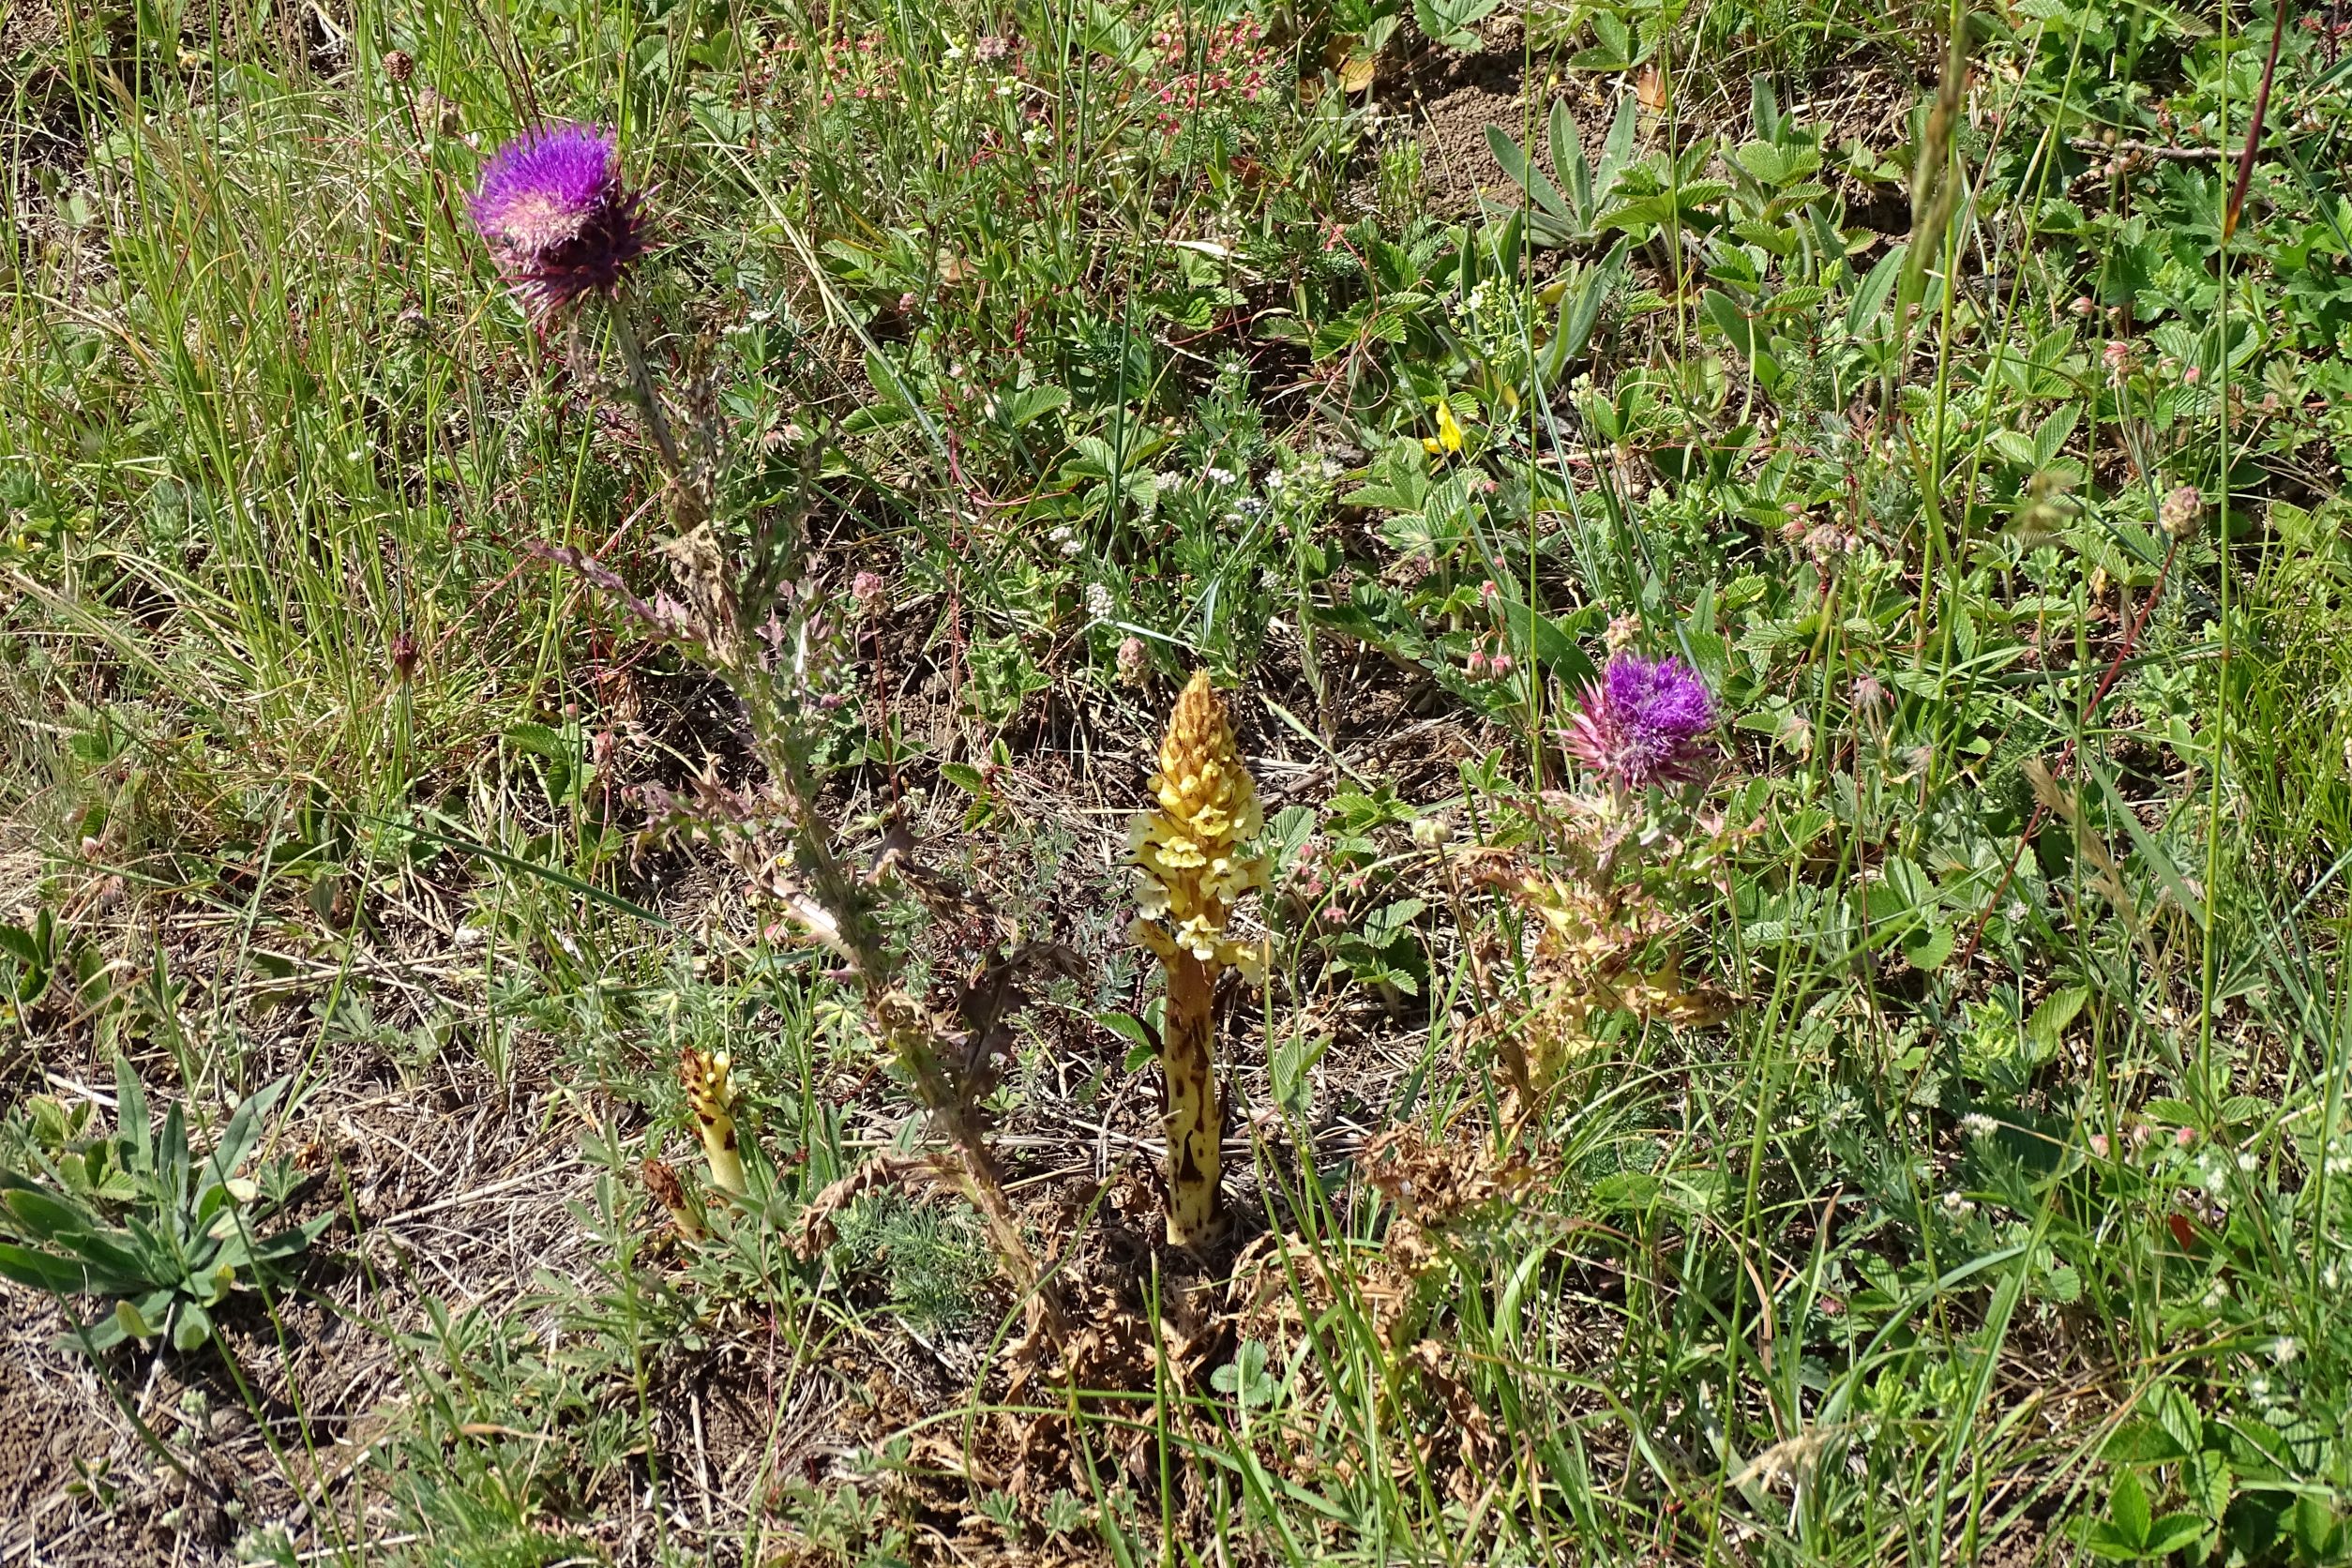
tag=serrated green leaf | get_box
[2109,1468,2151,1548]
[1094,1011,1153,1052]
[995,384,1069,430]
[2025,985,2088,1056]
[1990,430,2041,467]
[1359,898,1427,942]
[2103,1419,2194,1464]
[2141,1514,2207,1556]
[1904,924,1956,971]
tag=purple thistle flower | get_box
[1563,652,1718,789]
[470,124,646,316]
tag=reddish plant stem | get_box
[2224,0,2292,245]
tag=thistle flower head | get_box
[471,123,646,316]
[1563,653,1717,789]
[1131,671,1267,978]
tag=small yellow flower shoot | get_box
[678,1048,746,1199]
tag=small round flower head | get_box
[1563,652,1718,789]
[2159,484,2203,541]
[470,123,646,316]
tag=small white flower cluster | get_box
[1046,523,1082,557]
[1085,582,1114,621]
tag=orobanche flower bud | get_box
[679,1048,746,1199]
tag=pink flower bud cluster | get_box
[1148,18,1276,137]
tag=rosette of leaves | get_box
[0,1060,325,1353]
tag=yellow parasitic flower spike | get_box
[1130,671,1267,1246]
[679,1048,747,1199]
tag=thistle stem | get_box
[606,290,686,482]
[887,1001,1070,1347]
[587,273,1063,1350]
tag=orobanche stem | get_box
[1131,671,1268,1246]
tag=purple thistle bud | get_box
[1563,653,1718,789]
[470,124,647,316]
